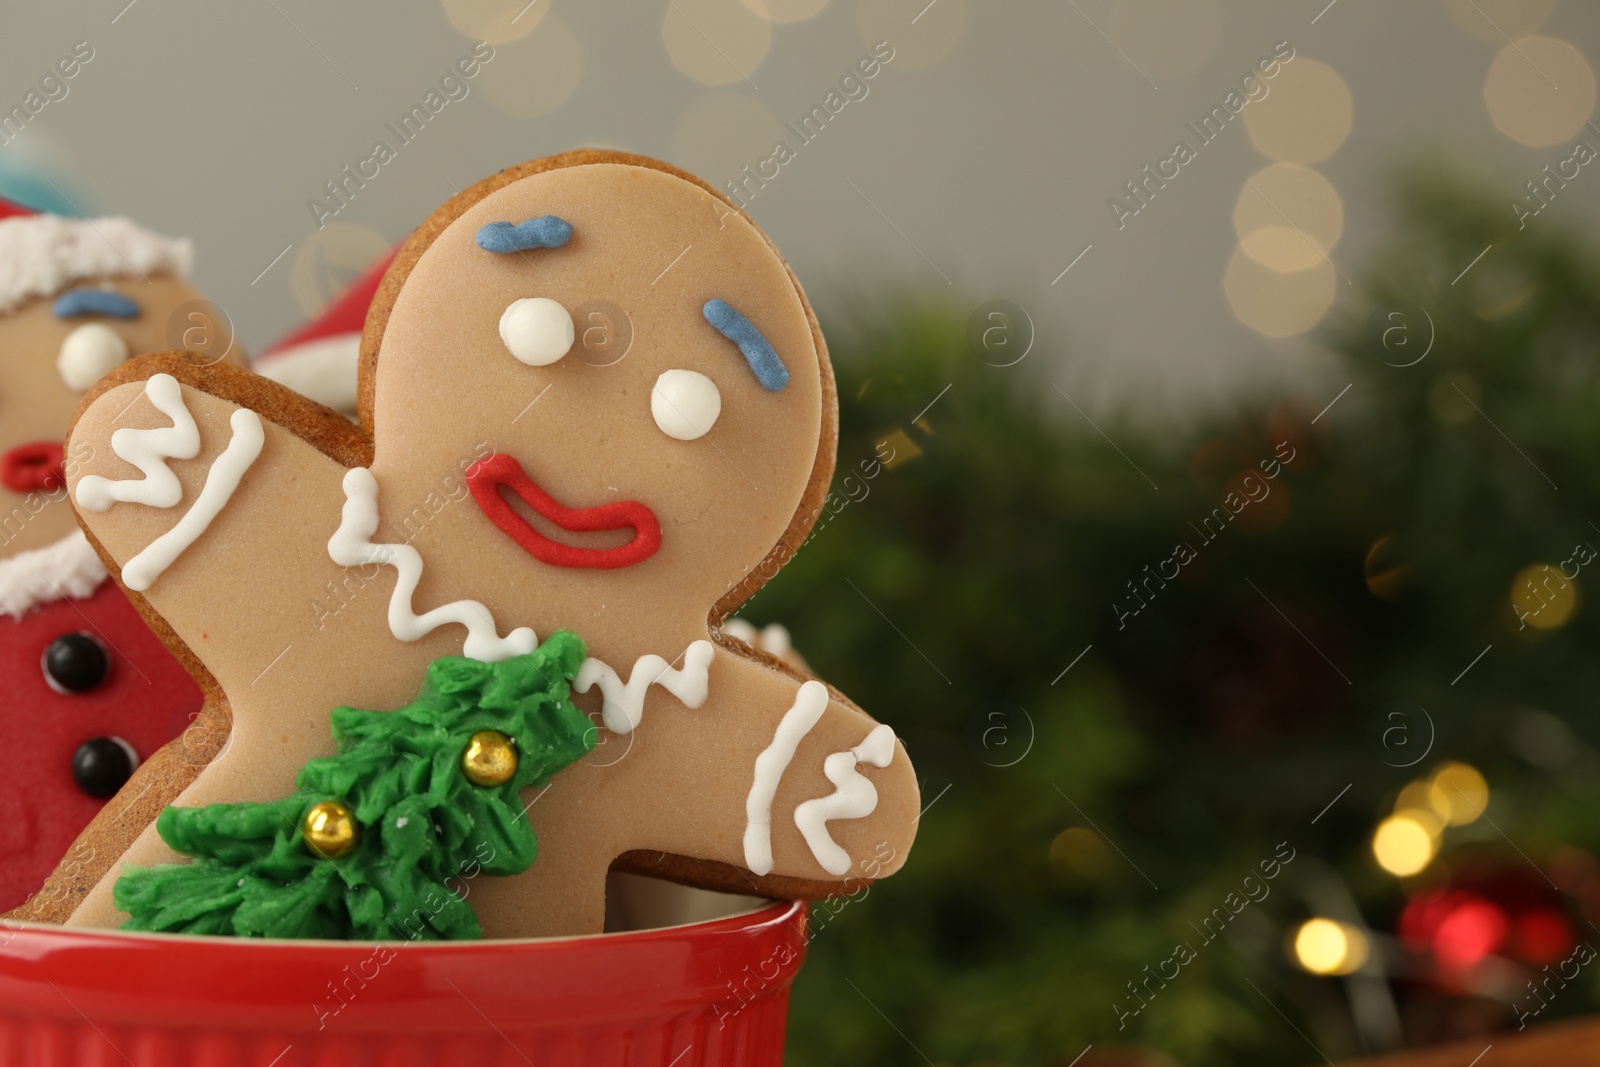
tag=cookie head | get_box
[0,213,234,558]
[370,162,827,624]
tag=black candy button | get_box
[42,632,110,694]
[72,737,138,798]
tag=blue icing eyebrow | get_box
[476,216,573,253]
[54,289,140,319]
[703,299,789,393]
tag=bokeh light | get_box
[1429,373,1480,425]
[1105,0,1220,82]
[856,0,965,70]
[663,0,772,87]
[740,0,829,23]
[1223,246,1336,339]
[1222,468,1290,534]
[877,427,922,469]
[1428,762,1488,826]
[1399,889,1516,972]
[290,223,389,318]
[1513,906,1577,964]
[1241,58,1353,164]
[1233,164,1343,273]
[1394,780,1434,815]
[670,92,785,192]
[1364,534,1407,600]
[1509,562,1581,631]
[478,14,582,117]
[1373,812,1439,877]
[1237,228,1321,275]
[1475,283,1535,322]
[1484,36,1596,148]
[1292,918,1369,975]
[1511,708,1578,772]
[1048,827,1110,880]
[440,0,546,43]
[1432,898,1507,970]
[1446,0,1558,47]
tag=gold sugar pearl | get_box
[302,800,359,860]
[462,730,518,787]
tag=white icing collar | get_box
[0,530,109,619]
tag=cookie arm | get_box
[467,644,919,938]
[665,647,919,891]
[66,365,368,702]
[51,358,380,928]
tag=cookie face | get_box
[0,221,242,917]
[0,274,220,558]
[372,163,823,656]
[41,151,919,939]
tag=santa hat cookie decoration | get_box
[254,248,397,417]
[0,196,215,560]
[0,197,241,913]
[0,207,192,314]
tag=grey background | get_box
[1,0,1594,418]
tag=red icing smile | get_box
[1,441,65,493]
[466,452,661,569]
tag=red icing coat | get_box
[0,577,200,912]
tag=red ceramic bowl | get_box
[0,897,806,1066]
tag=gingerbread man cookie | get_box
[33,151,919,938]
[0,200,244,912]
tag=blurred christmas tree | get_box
[765,164,1600,1067]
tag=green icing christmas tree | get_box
[114,630,596,941]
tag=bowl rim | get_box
[0,897,804,952]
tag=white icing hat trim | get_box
[0,214,192,315]
[0,530,109,619]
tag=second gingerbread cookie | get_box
[47,150,919,939]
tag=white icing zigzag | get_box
[72,374,265,593]
[794,724,897,876]
[75,373,201,512]
[328,467,537,663]
[575,640,714,736]
[742,680,828,877]
[0,530,108,619]
[122,408,264,592]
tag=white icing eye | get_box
[652,369,721,441]
[57,323,129,391]
[499,297,574,366]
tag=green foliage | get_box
[774,168,1600,1066]
[115,631,595,940]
